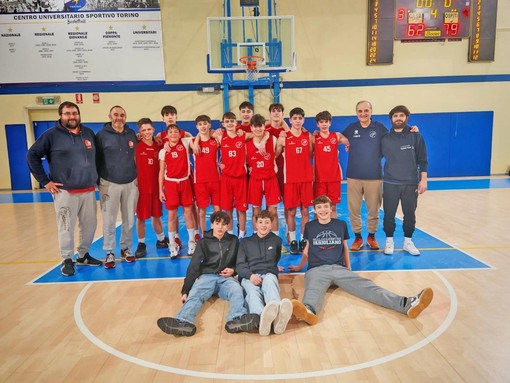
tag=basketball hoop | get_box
[239,55,264,82]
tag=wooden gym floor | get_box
[1,177,509,382]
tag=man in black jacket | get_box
[27,101,102,276]
[237,210,293,336]
[381,105,428,256]
[157,211,259,336]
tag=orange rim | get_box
[239,55,265,70]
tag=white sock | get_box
[386,237,394,244]
[138,237,145,243]
[228,230,234,234]
[272,230,279,236]
[404,237,413,244]
[156,232,165,241]
[187,228,195,241]
[169,232,176,244]
[239,230,246,237]
[289,231,297,241]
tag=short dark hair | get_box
[313,195,332,207]
[239,101,254,111]
[166,123,180,133]
[161,105,177,116]
[290,107,305,118]
[268,103,284,113]
[315,111,332,122]
[195,114,211,124]
[58,101,80,116]
[137,118,153,129]
[255,210,274,222]
[250,114,266,127]
[389,105,410,118]
[222,111,236,120]
[210,210,231,225]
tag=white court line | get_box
[74,270,457,380]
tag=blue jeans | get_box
[241,273,281,315]
[176,274,247,324]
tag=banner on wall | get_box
[0,0,164,84]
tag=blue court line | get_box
[2,74,509,95]
[3,177,510,205]
[31,195,491,284]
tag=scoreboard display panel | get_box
[395,0,471,40]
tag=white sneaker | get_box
[259,301,279,336]
[403,240,420,256]
[188,240,196,255]
[169,242,179,258]
[384,238,394,255]
[273,298,292,335]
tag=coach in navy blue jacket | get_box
[381,105,428,256]
[27,101,102,276]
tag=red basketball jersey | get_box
[220,132,247,177]
[283,130,313,183]
[158,138,191,181]
[193,137,220,183]
[236,123,251,134]
[246,136,277,180]
[314,132,342,182]
[136,140,161,193]
[265,123,285,170]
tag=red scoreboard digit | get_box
[395,0,470,40]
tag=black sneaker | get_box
[225,313,260,334]
[61,258,75,277]
[156,237,169,248]
[76,253,103,267]
[289,240,299,254]
[299,239,307,252]
[135,243,147,258]
[157,317,196,337]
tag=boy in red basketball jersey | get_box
[237,101,254,134]
[158,105,199,247]
[218,112,248,238]
[277,107,314,254]
[192,115,221,235]
[312,111,349,218]
[135,118,168,258]
[158,124,197,257]
[265,103,289,197]
[246,114,281,233]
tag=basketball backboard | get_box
[207,16,295,73]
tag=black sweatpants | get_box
[382,182,418,238]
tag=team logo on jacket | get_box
[369,131,377,138]
[128,140,134,148]
[235,141,243,148]
[312,230,342,250]
[263,153,271,160]
[176,144,184,151]
[330,137,337,144]
[301,139,308,146]
[84,140,92,149]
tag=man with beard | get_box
[96,105,138,268]
[381,105,428,256]
[27,101,102,276]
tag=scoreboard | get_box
[395,0,471,40]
